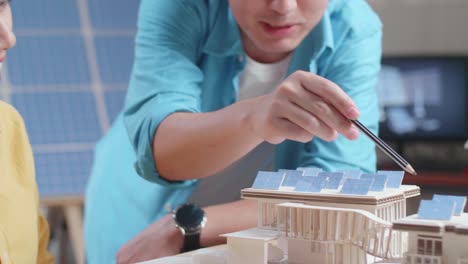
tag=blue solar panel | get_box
[12,0,80,29]
[340,179,373,195]
[8,36,91,86]
[88,0,140,29]
[360,174,388,192]
[294,175,327,193]
[433,195,467,216]
[12,92,102,145]
[95,37,135,84]
[320,172,344,189]
[297,167,322,176]
[279,169,304,187]
[35,151,93,197]
[418,200,455,221]
[104,90,126,124]
[369,174,388,192]
[360,174,374,181]
[252,171,285,190]
[0,0,139,198]
[294,179,313,192]
[378,170,404,188]
[338,169,361,179]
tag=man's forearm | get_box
[200,199,258,247]
[153,99,263,181]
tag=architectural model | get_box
[223,168,420,264]
[144,168,468,264]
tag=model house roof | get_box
[243,168,419,205]
[251,168,406,195]
[393,195,468,234]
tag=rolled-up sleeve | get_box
[123,0,206,184]
[300,16,383,173]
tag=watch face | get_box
[175,204,205,229]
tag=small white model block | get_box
[222,228,285,264]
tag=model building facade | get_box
[393,195,468,264]
[223,168,420,264]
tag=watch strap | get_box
[181,232,201,252]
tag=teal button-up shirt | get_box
[85,0,382,262]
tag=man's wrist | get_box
[172,204,206,253]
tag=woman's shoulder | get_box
[0,100,25,125]
[0,101,28,139]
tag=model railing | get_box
[275,203,396,259]
[405,253,442,264]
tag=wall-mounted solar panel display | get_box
[1,0,140,197]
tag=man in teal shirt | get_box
[85,0,382,263]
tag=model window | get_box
[418,239,425,254]
[434,241,442,256]
[417,237,442,256]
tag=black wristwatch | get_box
[172,203,207,253]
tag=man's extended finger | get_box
[296,71,360,120]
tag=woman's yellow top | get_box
[0,101,54,263]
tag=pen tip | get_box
[406,164,417,175]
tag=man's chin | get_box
[262,43,299,56]
[260,36,302,52]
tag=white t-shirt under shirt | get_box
[189,54,292,206]
[238,54,292,101]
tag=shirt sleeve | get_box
[123,0,207,185]
[299,18,383,173]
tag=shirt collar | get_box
[202,5,335,60]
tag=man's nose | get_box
[0,20,16,50]
[270,0,298,15]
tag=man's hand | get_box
[116,214,183,264]
[245,70,361,144]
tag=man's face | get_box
[229,0,328,63]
